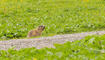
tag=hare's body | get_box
[27,25,45,38]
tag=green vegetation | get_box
[0,0,105,60]
[0,0,105,40]
[0,34,105,60]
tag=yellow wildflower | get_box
[83,0,89,2]
[33,58,37,60]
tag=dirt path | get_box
[0,30,105,50]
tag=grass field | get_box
[0,0,105,60]
[0,34,105,60]
[0,0,105,40]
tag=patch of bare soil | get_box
[0,30,105,50]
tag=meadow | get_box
[0,34,105,60]
[0,0,105,60]
[0,0,105,40]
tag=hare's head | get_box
[38,25,45,31]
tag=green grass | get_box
[0,34,105,60]
[0,0,105,40]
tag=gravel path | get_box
[0,30,105,50]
